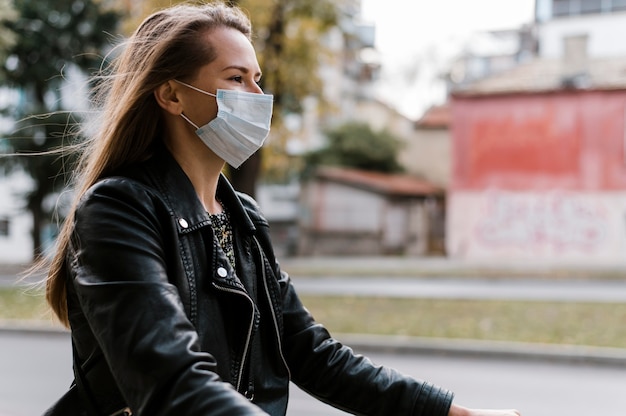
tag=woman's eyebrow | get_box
[221,65,262,78]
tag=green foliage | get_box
[0,0,18,77]
[2,0,120,105]
[0,0,121,257]
[231,0,342,191]
[5,111,82,194]
[302,121,405,176]
[240,0,339,114]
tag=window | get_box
[0,218,9,237]
[581,0,603,13]
[553,0,626,15]
[553,0,573,16]
[563,34,589,62]
[613,0,626,11]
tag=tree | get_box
[302,121,405,176]
[0,0,17,75]
[228,0,340,195]
[0,0,121,259]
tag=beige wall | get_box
[351,100,451,187]
[400,128,451,187]
[352,99,415,139]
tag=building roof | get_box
[452,57,626,97]
[415,103,451,129]
[314,166,443,197]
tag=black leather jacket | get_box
[65,146,454,416]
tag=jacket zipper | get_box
[211,282,256,395]
[254,238,291,380]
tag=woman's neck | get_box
[165,137,225,215]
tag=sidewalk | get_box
[291,275,626,302]
[279,255,626,280]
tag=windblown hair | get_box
[46,2,252,326]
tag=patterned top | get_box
[209,207,236,268]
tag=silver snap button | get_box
[217,267,228,277]
[178,218,188,228]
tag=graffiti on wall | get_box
[475,191,609,252]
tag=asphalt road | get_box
[2,264,625,415]
[1,330,625,416]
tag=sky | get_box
[360,0,536,118]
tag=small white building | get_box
[0,170,33,264]
[535,0,626,59]
[298,166,445,256]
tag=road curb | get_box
[279,257,626,280]
[0,321,68,337]
[2,322,625,367]
[335,333,626,367]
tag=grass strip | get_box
[300,295,626,349]
[0,287,51,321]
[2,287,624,349]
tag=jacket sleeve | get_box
[276,266,454,416]
[69,178,267,416]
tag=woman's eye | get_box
[231,76,243,83]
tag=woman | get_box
[45,2,520,415]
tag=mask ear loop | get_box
[173,79,217,97]
[180,112,200,130]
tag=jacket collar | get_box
[145,145,257,236]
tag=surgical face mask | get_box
[175,80,273,168]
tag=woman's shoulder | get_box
[235,191,268,225]
[87,174,154,198]
[77,174,162,218]
[235,191,260,211]
[80,152,170,206]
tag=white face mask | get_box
[175,80,273,168]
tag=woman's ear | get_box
[154,80,183,115]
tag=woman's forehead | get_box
[204,28,261,73]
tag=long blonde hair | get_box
[47,2,252,327]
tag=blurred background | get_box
[3,0,626,264]
[1,1,626,415]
